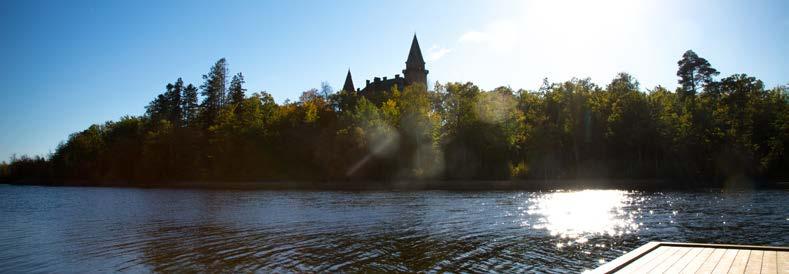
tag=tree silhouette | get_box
[3,52,788,187]
[200,58,228,127]
[228,72,246,107]
[182,84,199,127]
[677,50,719,98]
[167,78,184,127]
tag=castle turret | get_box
[403,34,428,88]
[343,69,355,92]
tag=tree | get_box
[200,58,228,127]
[320,81,333,98]
[608,72,640,94]
[146,78,184,126]
[228,72,246,107]
[167,78,184,126]
[181,84,199,127]
[712,74,765,179]
[0,161,9,178]
[396,83,441,177]
[7,52,789,187]
[299,88,326,124]
[329,88,359,113]
[604,73,652,176]
[677,50,719,97]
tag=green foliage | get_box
[6,53,788,186]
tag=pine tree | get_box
[199,58,228,127]
[167,78,184,126]
[677,50,719,98]
[228,72,246,106]
[181,84,199,127]
[146,78,184,125]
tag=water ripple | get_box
[0,186,786,272]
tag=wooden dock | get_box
[593,242,789,274]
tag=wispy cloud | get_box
[427,45,452,61]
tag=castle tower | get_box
[403,34,428,88]
[343,69,355,92]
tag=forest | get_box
[1,50,787,188]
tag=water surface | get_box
[0,185,786,272]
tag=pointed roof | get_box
[406,34,425,65]
[343,69,355,92]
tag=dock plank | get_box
[726,250,751,274]
[651,246,692,273]
[778,251,789,274]
[698,248,728,273]
[615,246,674,274]
[742,250,762,274]
[680,248,714,274]
[595,242,789,274]
[760,250,776,274]
[667,247,704,273]
[593,242,661,274]
[635,246,681,272]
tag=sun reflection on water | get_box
[526,190,639,241]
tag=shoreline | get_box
[2,178,786,191]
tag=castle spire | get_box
[403,34,428,88]
[406,34,425,66]
[343,69,355,92]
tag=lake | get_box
[0,185,786,272]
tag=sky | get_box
[1,0,787,162]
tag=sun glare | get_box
[527,190,639,240]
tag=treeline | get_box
[2,51,788,187]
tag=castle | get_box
[342,35,429,96]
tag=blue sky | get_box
[1,0,787,162]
